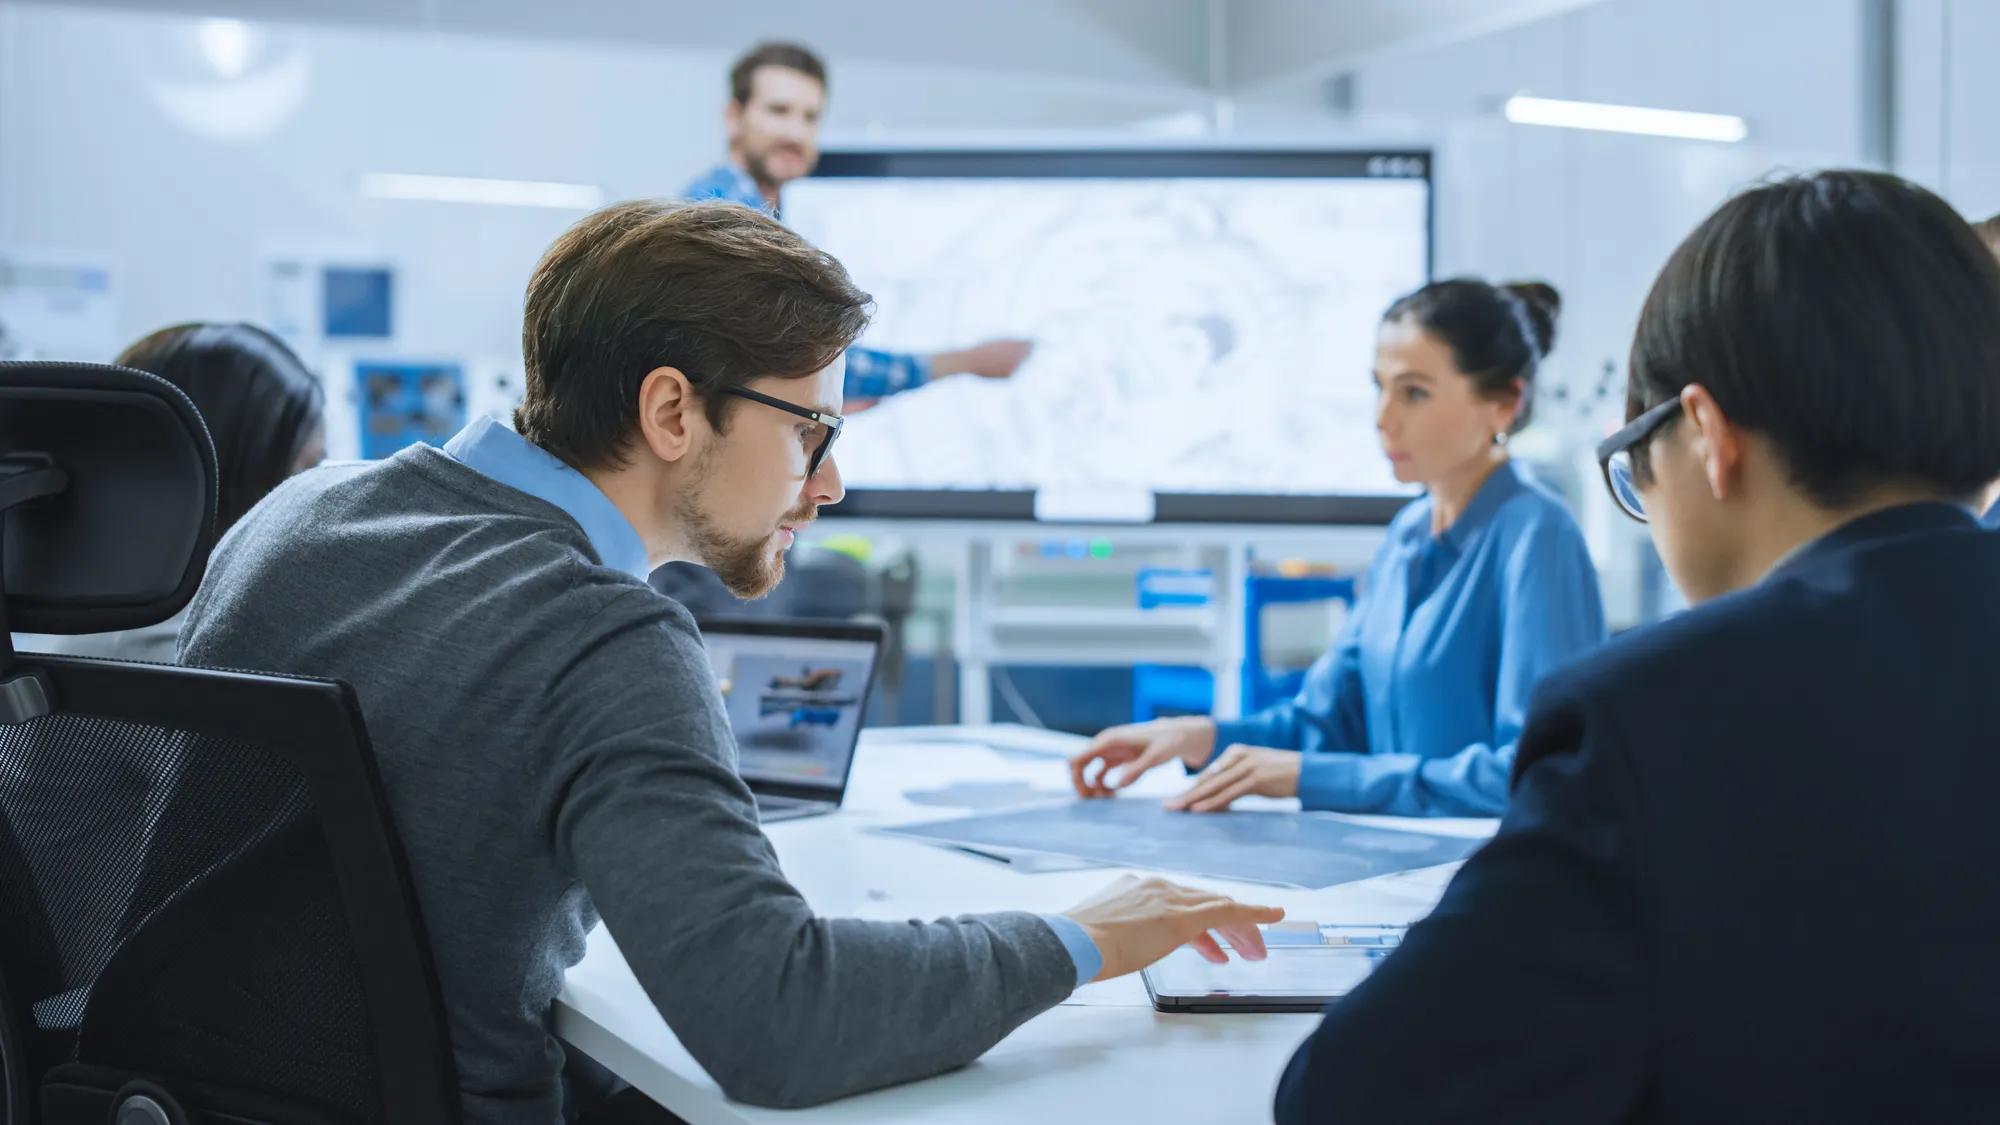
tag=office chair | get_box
[0,361,458,1124]
[1,962,27,1124]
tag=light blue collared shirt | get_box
[443,415,1102,986]
[1212,461,1607,817]
[442,415,651,581]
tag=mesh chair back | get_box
[0,361,456,1124]
[0,955,28,1123]
[2,658,458,1124]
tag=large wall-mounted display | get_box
[785,149,1432,524]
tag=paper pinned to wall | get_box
[0,252,118,363]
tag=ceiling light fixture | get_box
[1503,94,1747,143]
[359,173,605,210]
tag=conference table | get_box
[555,725,1496,1124]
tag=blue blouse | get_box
[1211,461,1607,817]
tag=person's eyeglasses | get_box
[1595,396,1683,523]
[722,386,843,479]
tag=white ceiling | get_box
[10,0,1607,92]
[1225,0,1605,90]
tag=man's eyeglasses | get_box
[1595,396,1682,522]
[722,386,843,479]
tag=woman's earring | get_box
[1493,430,1510,448]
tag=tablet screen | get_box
[1144,924,1406,1003]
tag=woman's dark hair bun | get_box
[1501,280,1561,357]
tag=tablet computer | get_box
[1142,923,1407,1013]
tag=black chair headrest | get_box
[0,362,218,635]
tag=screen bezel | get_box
[796,147,1435,526]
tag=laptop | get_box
[1142,923,1409,1013]
[699,617,884,823]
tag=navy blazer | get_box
[1275,503,2000,1122]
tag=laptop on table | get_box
[699,617,884,823]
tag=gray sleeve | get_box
[537,592,1076,1109]
[118,614,186,665]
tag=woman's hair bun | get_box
[1501,280,1561,356]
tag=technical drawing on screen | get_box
[783,150,1432,523]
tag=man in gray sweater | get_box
[178,200,1280,1123]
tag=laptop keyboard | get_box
[754,793,832,822]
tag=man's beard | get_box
[743,141,810,190]
[677,462,814,599]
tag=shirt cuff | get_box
[1037,913,1103,989]
[908,355,932,389]
[1196,718,1258,772]
[1297,751,1364,812]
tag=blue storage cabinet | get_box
[1130,567,1356,722]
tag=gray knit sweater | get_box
[178,445,1074,1123]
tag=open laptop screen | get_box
[699,619,883,794]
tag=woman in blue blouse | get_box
[1069,279,1607,817]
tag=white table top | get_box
[555,725,1494,1124]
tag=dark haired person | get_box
[1274,170,2000,1121]
[1974,212,2000,525]
[178,200,1280,1121]
[1070,279,1605,817]
[683,41,1031,402]
[14,322,323,662]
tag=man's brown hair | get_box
[729,42,827,105]
[514,199,870,470]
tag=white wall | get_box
[0,0,1931,626]
[1,0,1898,454]
[0,0,1207,438]
[1241,0,1879,442]
[1894,0,2000,223]
[1226,0,1884,622]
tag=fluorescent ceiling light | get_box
[1503,95,1747,143]
[360,173,604,210]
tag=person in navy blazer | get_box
[1974,212,2000,527]
[1275,170,2000,1122]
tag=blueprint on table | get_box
[878,799,1484,889]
